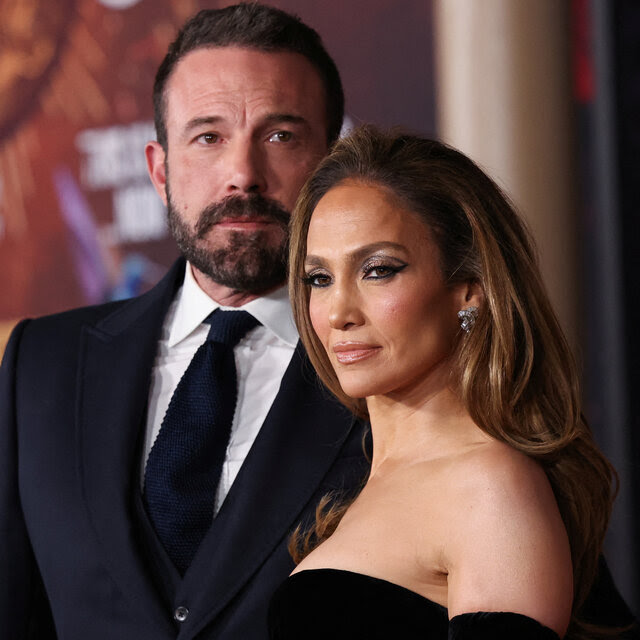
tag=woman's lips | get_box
[332,342,381,364]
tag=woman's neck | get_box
[365,381,489,477]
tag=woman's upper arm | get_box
[444,448,573,637]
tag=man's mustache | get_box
[195,195,290,238]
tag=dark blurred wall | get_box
[609,0,640,615]
[576,0,640,615]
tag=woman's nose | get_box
[328,286,363,330]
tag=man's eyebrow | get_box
[262,113,309,128]
[182,116,224,137]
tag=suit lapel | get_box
[77,260,361,636]
[76,260,183,629]
[182,343,359,637]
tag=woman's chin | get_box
[337,380,386,401]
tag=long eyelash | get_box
[362,263,407,278]
[301,273,329,285]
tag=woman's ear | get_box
[453,281,484,333]
[457,279,484,311]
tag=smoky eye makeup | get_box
[301,269,332,288]
[361,255,408,280]
[301,251,409,287]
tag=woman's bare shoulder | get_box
[447,439,553,501]
[409,437,554,517]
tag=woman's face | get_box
[304,180,469,400]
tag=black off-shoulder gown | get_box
[268,568,561,639]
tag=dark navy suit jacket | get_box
[0,260,368,639]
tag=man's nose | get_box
[224,139,267,194]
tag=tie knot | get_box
[204,309,260,347]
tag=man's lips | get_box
[332,342,381,364]
[214,217,277,230]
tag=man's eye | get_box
[197,133,219,144]
[268,131,293,143]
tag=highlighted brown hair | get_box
[289,125,616,635]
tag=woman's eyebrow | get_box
[305,242,407,268]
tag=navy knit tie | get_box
[143,309,259,574]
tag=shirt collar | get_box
[167,262,298,348]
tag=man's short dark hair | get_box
[153,2,344,149]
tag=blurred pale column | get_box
[433,0,577,346]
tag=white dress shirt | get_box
[142,262,298,513]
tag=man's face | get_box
[146,46,329,294]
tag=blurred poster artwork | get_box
[0,0,434,354]
[0,0,201,349]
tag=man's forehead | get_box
[164,46,327,132]
[166,46,324,101]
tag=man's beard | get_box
[166,190,290,294]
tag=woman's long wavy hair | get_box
[288,125,616,635]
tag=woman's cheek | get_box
[309,297,330,345]
[377,292,412,327]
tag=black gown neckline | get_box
[269,566,562,639]
[291,567,448,610]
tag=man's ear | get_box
[145,141,168,206]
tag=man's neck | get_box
[190,264,283,307]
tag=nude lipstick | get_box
[332,342,380,364]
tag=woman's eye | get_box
[302,272,332,288]
[268,130,293,143]
[363,263,405,280]
[365,266,392,278]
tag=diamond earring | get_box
[457,306,478,333]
